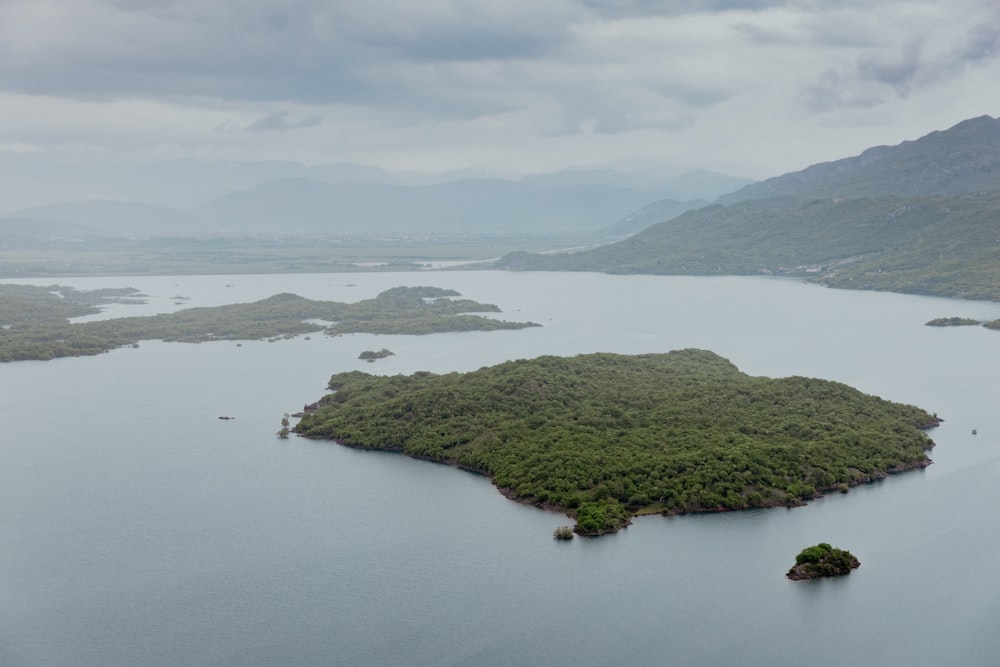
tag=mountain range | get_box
[496,115,1000,301]
[0,159,748,239]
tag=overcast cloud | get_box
[1,0,998,178]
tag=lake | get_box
[1,271,999,666]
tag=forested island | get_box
[294,350,940,535]
[787,543,861,580]
[0,284,538,362]
[359,348,395,361]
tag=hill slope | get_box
[720,115,1000,203]
[497,116,1000,301]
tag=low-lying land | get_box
[294,349,940,535]
[926,316,1000,330]
[0,284,538,362]
[0,233,594,278]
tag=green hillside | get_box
[496,116,1000,301]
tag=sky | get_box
[1,0,998,180]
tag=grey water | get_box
[2,271,999,666]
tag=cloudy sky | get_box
[1,0,998,179]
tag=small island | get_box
[294,350,941,536]
[925,317,982,327]
[359,348,395,362]
[553,526,574,540]
[787,543,860,580]
[925,316,1000,330]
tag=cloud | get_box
[0,0,999,179]
[244,111,323,133]
[857,39,924,93]
[802,4,1000,111]
[959,22,1000,62]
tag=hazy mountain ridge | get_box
[498,116,1000,301]
[604,198,709,236]
[2,163,747,237]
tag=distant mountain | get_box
[604,198,708,236]
[497,116,1000,301]
[3,201,189,236]
[0,157,398,213]
[190,177,669,235]
[0,157,752,238]
[522,168,751,201]
[720,115,1000,203]
[0,218,106,248]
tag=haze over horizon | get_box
[2,0,998,184]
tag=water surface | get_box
[2,272,998,666]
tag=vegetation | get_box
[277,413,291,439]
[924,317,1000,331]
[0,285,539,362]
[0,283,145,326]
[494,192,1000,301]
[294,350,940,535]
[787,543,860,580]
[925,317,982,327]
[359,348,395,361]
[553,525,574,540]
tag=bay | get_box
[1,271,999,666]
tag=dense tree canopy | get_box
[295,350,940,535]
[787,543,861,579]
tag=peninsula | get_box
[294,350,940,535]
[0,284,539,362]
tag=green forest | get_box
[0,284,538,362]
[294,349,940,535]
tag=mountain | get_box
[190,177,667,235]
[522,167,751,200]
[0,157,751,238]
[0,156,399,214]
[720,115,1000,203]
[497,116,1000,301]
[0,218,106,249]
[604,198,708,236]
[4,201,190,237]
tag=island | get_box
[925,317,983,327]
[359,348,395,362]
[787,543,860,580]
[294,349,941,536]
[0,285,539,362]
[924,316,1000,331]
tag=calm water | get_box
[2,271,999,666]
